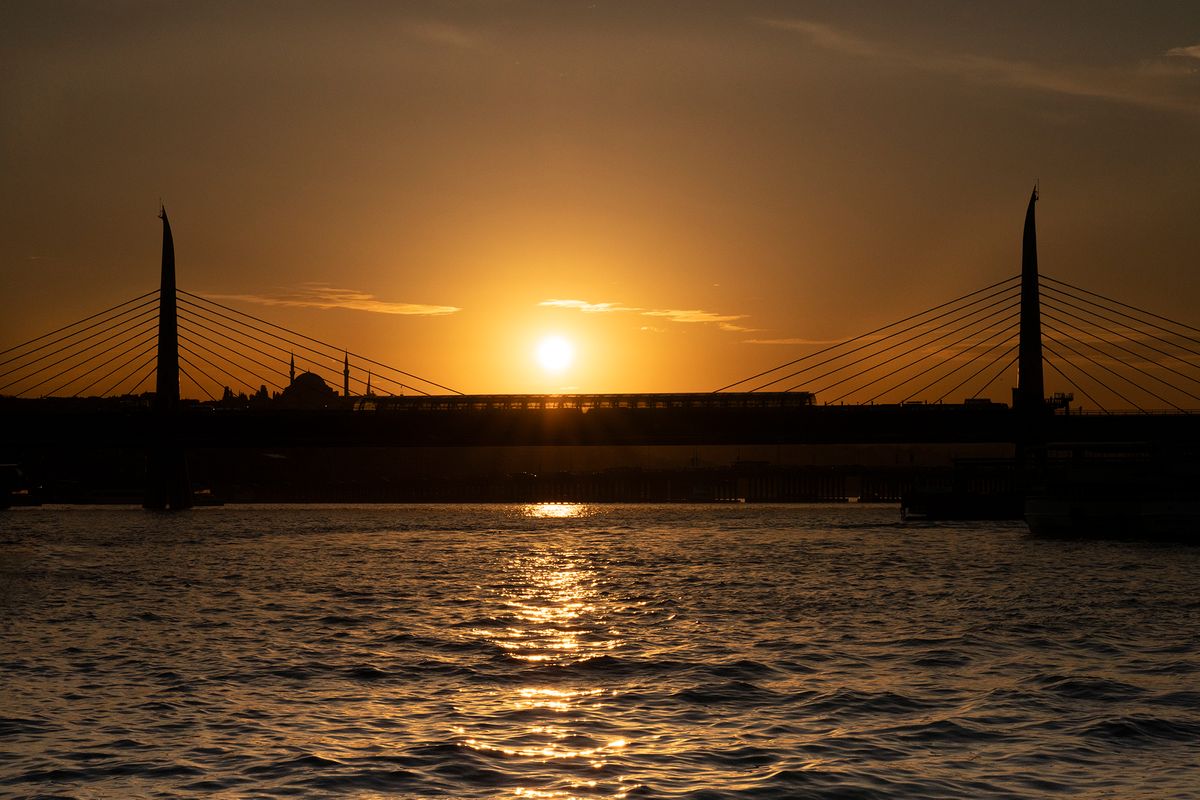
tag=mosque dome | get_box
[279,371,337,407]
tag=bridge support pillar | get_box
[1016,186,1045,414]
[1013,186,1050,457]
[143,207,192,510]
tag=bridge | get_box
[3,191,1200,507]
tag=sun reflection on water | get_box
[462,542,632,797]
[522,503,591,519]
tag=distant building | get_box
[278,371,337,408]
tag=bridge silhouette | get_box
[3,191,1200,508]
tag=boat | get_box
[1023,442,1200,540]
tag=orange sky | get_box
[2,2,1198,399]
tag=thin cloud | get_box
[1165,43,1200,60]
[207,283,460,316]
[400,20,479,49]
[758,19,882,58]
[540,299,641,313]
[758,17,1200,115]
[743,337,844,345]
[542,298,751,331]
[642,308,748,325]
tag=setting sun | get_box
[536,336,574,373]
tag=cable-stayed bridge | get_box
[3,192,1200,507]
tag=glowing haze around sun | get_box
[536,335,574,374]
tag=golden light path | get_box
[461,503,631,799]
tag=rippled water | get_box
[2,504,1198,798]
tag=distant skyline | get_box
[3,1,1198,396]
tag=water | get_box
[2,504,1198,798]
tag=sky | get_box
[2,1,1198,398]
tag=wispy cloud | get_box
[540,298,753,332]
[743,337,844,346]
[758,18,1200,115]
[642,309,755,332]
[1165,43,1200,61]
[207,283,460,316]
[400,20,479,49]
[540,299,641,313]
[759,19,882,58]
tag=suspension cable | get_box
[971,352,1019,400]
[1043,354,1106,413]
[177,306,380,393]
[0,290,157,361]
[1041,282,1200,355]
[178,358,217,401]
[1040,291,1200,365]
[936,343,1017,403]
[751,284,1020,392]
[178,300,413,396]
[1042,337,1146,412]
[179,340,276,393]
[127,361,158,396]
[1043,275,1200,340]
[97,349,159,398]
[904,331,1021,403]
[817,315,1017,403]
[1042,311,1200,401]
[66,336,159,398]
[177,328,287,389]
[858,320,1019,405]
[1043,322,1186,411]
[715,274,1020,392]
[49,329,159,397]
[796,305,1018,396]
[17,329,157,398]
[177,307,290,367]
[0,305,158,383]
[179,291,459,394]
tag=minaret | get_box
[343,352,350,397]
[289,353,295,384]
[366,371,372,397]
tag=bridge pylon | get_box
[1015,187,1045,413]
[143,207,192,510]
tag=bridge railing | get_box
[363,392,817,413]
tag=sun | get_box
[536,335,574,373]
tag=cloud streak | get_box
[1165,43,1200,65]
[759,18,1200,115]
[743,337,845,346]
[207,283,460,316]
[540,299,641,314]
[400,20,479,50]
[540,298,753,332]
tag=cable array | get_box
[0,289,459,400]
[175,291,460,399]
[0,292,160,398]
[1038,276,1200,413]
[717,276,1023,404]
[718,271,1200,412]
[6,274,1197,413]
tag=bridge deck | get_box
[5,393,1197,449]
